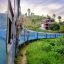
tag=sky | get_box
[0,0,64,17]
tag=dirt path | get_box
[21,46,27,64]
[15,45,29,64]
[15,45,28,64]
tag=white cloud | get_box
[0,4,7,13]
[0,0,64,17]
[20,1,64,16]
[47,3,62,10]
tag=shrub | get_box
[42,43,52,52]
[59,25,64,33]
[50,24,60,31]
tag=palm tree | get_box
[27,9,31,16]
[53,14,56,20]
[58,16,62,23]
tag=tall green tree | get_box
[58,16,62,23]
[53,14,56,20]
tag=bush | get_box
[50,24,60,31]
[42,43,52,52]
[56,46,64,55]
[59,25,64,33]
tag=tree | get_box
[59,25,64,33]
[53,14,56,20]
[27,9,31,16]
[58,16,62,23]
[47,15,51,19]
[50,23,60,31]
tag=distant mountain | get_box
[0,13,7,29]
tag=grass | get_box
[15,37,64,64]
[27,37,64,64]
[15,45,27,64]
